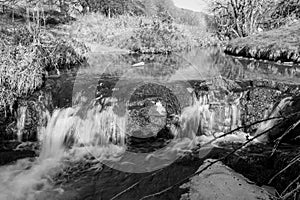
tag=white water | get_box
[0,92,247,200]
[0,104,128,200]
[16,106,27,142]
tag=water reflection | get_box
[85,48,300,83]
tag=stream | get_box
[0,48,300,200]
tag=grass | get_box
[225,22,300,63]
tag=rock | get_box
[254,94,300,144]
[0,150,36,165]
[180,159,274,200]
[15,141,39,152]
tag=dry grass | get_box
[0,14,87,109]
[225,22,300,63]
[64,13,144,49]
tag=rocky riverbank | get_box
[225,22,300,64]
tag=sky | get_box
[172,0,209,13]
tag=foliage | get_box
[212,0,300,39]
[74,0,145,16]
[262,0,300,30]
[67,12,218,54]
[7,0,146,16]
[0,0,208,27]
[67,13,142,48]
[211,0,274,39]
[123,16,193,54]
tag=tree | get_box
[212,0,274,39]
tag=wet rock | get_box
[0,88,53,149]
[180,159,274,200]
[240,87,283,133]
[220,143,300,195]
[13,100,47,142]
[0,150,36,165]
[15,142,40,152]
[255,94,300,144]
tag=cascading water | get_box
[0,103,128,200]
[16,106,27,142]
[40,105,127,160]
[0,89,248,200]
[193,92,242,136]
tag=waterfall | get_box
[0,89,246,199]
[176,93,242,137]
[167,92,250,158]
[0,104,128,200]
[16,106,27,142]
[40,105,127,159]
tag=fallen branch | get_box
[281,173,300,196]
[272,119,300,155]
[268,154,300,184]
[282,183,300,200]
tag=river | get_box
[0,48,299,200]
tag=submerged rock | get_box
[180,159,275,200]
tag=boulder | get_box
[255,95,300,144]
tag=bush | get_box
[68,12,219,54]
[212,0,300,39]
[211,0,274,39]
[121,16,193,54]
[67,13,143,47]
[262,0,300,30]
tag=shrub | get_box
[211,0,274,39]
[122,16,194,54]
[67,13,143,47]
[68,12,219,54]
[262,0,300,30]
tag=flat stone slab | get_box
[181,159,274,200]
